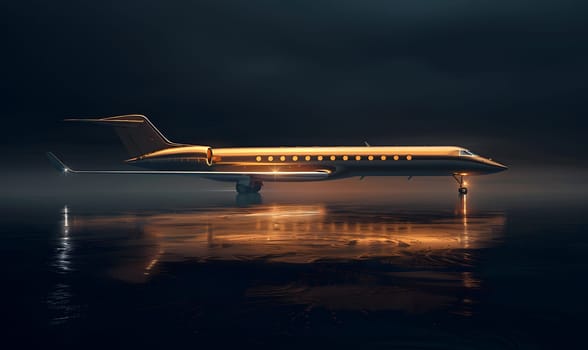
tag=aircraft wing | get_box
[47,152,331,181]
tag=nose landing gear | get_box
[453,174,468,194]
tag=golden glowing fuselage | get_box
[129,145,507,182]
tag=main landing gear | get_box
[236,180,263,194]
[453,174,468,194]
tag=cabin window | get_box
[406,155,412,160]
[459,149,476,156]
[355,155,361,161]
[330,155,336,161]
[343,155,348,161]
[393,155,399,161]
[268,156,274,162]
[280,156,286,161]
[380,155,387,160]
[305,155,311,161]
[256,156,261,162]
[368,155,374,161]
[317,156,323,161]
[292,156,298,161]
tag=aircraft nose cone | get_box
[488,159,508,172]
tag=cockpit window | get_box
[459,149,476,156]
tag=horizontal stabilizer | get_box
[64,118,144,125]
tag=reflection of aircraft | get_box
[47,114,507,194]
[55,200,506,317]
[60,200,505,283]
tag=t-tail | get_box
[64,114,186,157]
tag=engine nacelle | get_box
[130,145,214,169]
[206,147,213,166]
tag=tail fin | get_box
[65,114,185,157]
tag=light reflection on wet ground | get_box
[3,193,587,348]
[46,195,505,330]
[67,196,504,269]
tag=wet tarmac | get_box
[1,192,587,348]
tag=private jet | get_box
[47,115,507,194]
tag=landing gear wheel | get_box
[453,174,468,195]
[236,181,263,194]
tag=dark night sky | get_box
[1,1,587,174]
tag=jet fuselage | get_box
[128,145,507,182]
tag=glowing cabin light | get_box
[381,155,387,160]
[280,156,286,161]
[368,155,374,161]
[256,156,261,162]
[393,155,399,161]
[406,155,412,160]
[355,155,361,161]
[305,155,311,161]
[317,156,323,161]
[268,156,274,162]
[343,155,348,161]
[292,156,298,161]
[330,155,336,161]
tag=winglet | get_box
[46,152,73,174]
